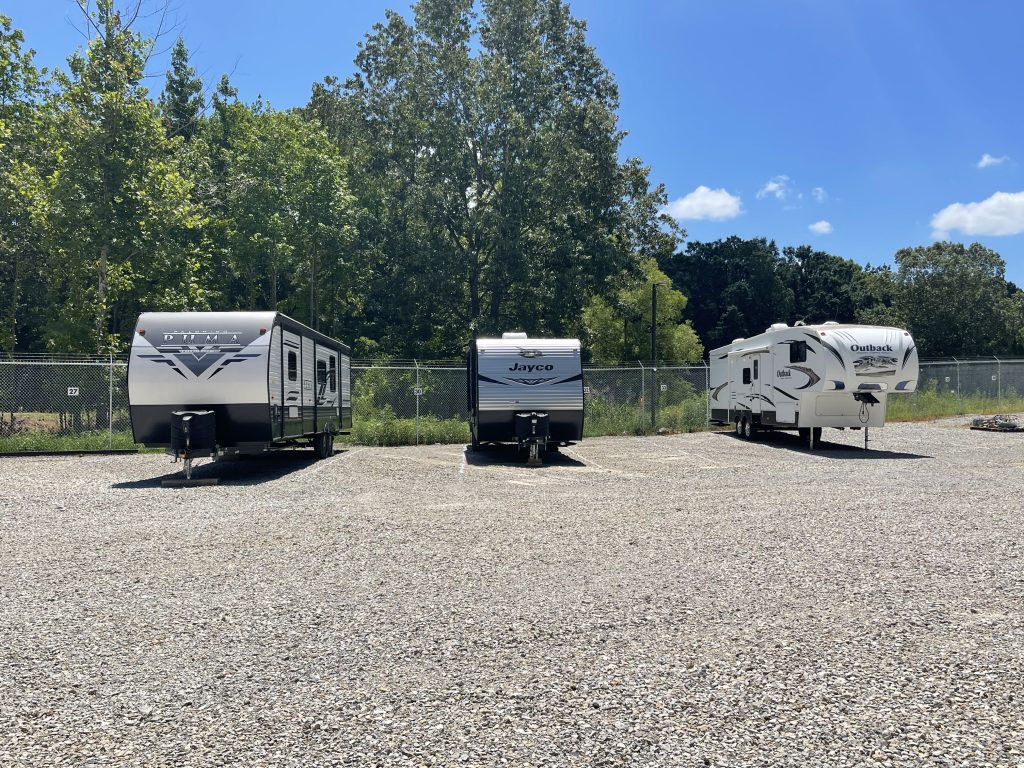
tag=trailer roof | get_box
[474,337,581,352]
[709,323,909,355]
[135,311,350,354]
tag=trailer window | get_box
[329,356,337,392]
[288,351,297,382]
[316,359,327,389]
[753,359,759,380]
[742,367,751,385]
[790,341,808,364]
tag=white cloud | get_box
[977,153,1009,169]
[757,175,791,200]
[812,186,827,203]
[931,191,1024,238]
[663,186,742,221]
[808,220,833,235]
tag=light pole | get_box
[651,282,666,429]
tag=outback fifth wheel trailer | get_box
[467,333,584,464]
[709,322,919,448]
[129,312,351,477]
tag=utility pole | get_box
[309,247,318,330]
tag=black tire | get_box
[735,417,744,437]
[744,416,757,440]
[313,430,333,459]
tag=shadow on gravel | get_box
[719,430,931,460]
[463,444,586,469]
[112,449,338,488]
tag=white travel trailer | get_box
[709,322,918,448]
[129,311,351,477]
[467,333,584,464]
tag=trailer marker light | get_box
[259,327,267,335]
[138,329,145,336]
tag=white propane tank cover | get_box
[732,338,745,343]
[501,332,529,339]
[769,323,788,330]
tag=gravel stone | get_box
[1,417,1022,766]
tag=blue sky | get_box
[7,0,1024,283]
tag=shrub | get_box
[0,430,139,453]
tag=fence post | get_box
[638,360,645,424]
[651,363,658,430]
[108,350,114,449]
[953,357,961,413]
[414,359,421,447]
[995,355,1002,409]
[705,361,711,424]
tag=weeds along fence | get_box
[2,355,1024,451]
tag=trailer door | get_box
[315,346,339,433]
[301,335,315,435]
[752,352,768,418]
[772,343,799,425]
[282,330,303,437]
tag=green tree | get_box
[0,15,51,352]
[661,236,792,351]
[36,0,204,351]
[583,259,703,362]
[158,36,203,141]
[780,245,865,324]
[884,242,1015,357]
[219,107,357,330]
[308,0,679,357]
[854,265,903,328]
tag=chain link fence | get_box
[2,355,1024,451]
[0,355,129,451]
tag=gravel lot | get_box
[2,419,1023,767]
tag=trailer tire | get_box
[734,417,744,437]
[314,429,334,459]
[743,417,757,440]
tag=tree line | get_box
[2,1,1022,362]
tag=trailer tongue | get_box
[515,411,551,466]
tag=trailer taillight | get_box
[138,329,145,336]
[259,327,267,335]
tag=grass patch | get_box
[585,396,710,437]
[887,385,1024,422]
[0,430,140,453]
[347,408,470,446]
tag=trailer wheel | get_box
[734,418,744,437]
[314,429,334,459]
[743,417,757,440]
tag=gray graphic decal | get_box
[854,355,898,376]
